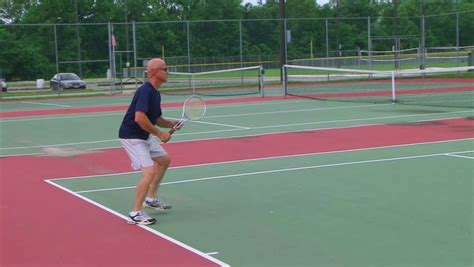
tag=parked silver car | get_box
[1,78,6,92]
[50,73,86,90]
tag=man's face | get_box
[155,65,168,82]
[148,61,168,83]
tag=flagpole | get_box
[108,22,113,91]
[112,27,116,92]
[108,23,117,92]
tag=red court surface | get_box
[1,114,473,266]
[0,95,287,118]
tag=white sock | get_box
[145,197,155,202]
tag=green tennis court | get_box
[1,92,473,156]
[46,138,473,266]
[2,92,473,266]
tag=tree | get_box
[1,0,473,80]
[0,26,53,80]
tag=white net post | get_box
[259,65,265,97]
[391,71,396,103]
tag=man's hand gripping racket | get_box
[169,95,207,135]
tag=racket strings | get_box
[183,98,206,120]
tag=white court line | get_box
[70,149,474,194]
[181,112,474,136]
[207,252,220,256]
[0,152,43,157]
[49,138,474,181]
[0,111,122,122]
[4,92,105,100]
[445,154,474,159]
[20,101,71,108]
[0,139,119,150]
[47,138,474,181]
[44,180,230,267]
[195,120,251,129]
[205,103,391,119]
[0,102,381,123]
[1,111,471,152]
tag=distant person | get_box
[118,58,181,225]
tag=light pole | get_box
[74,0,82,77]
[125,1,130,70]
[335,0,341,67]
[393,0,400,69]
[279,0,286,82]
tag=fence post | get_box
[187,21,191,74]
[456,12,460,67]
[279,0,287,83]
[325,18,329,68]
[108,22,114,90]
[420,15,425,69]
[239,20,243,69]
[54,24,59,75]
[367,16,372,71]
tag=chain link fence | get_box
[1,10,473,92]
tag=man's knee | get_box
[141,166,157,181]
[153,154,171,167]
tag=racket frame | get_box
[169,95,206,134]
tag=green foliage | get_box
[0,26,54,80]
[0,0,473,80]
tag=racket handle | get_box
[169,127,176,135]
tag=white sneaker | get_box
[144,198,172,212]
[128,211,157,225]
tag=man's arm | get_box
[135,112,170,143]
[156,116,181,129]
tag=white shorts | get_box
[119,136,168,171]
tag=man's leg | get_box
[147,154,171,198]
[120,138,158,224]
[132,165,157,212]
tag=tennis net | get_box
[160,65,264,97]
[283,65,474,108]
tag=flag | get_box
[111,34,117,47]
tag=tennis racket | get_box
[169,95,207,135]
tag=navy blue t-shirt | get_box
[119,82,162,140]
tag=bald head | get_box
[146,58,168,88]
[147,58,166,72]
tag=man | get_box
[119,58,180,225]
